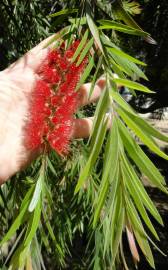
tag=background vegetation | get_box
[0,1,168,269]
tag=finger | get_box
[78,77,106,107]
[29,34,57,53]
[5,34,58,73]
[73,114,112,139]
[25,34,59,71]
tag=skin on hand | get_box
[0,36,106,184]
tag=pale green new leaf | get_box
[28,173,43,212]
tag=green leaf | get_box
[28,173,43,212]
[118,119,167,191]
[49,8,78,18]
[76,56,94,90]
[75,117,108,194]
[109,51,148,80]
[113,78,154,93]
[121,156,161,237]
[42,209,63,256]
[24,198,41,246]
[117,107,168,160]
[69,17,87,25]
[0,188,33,245]
[86,3,104,54]
[103,165,120,257]
[126,196,155,268]
[126,158,163,225]
[46,156,57,176]
[76,38,94,66]
[98,20,148,37]
[72,29,89,62]
[93,118,119,226]
[108,47,146,66]
[89,55,103,98]
[131,115,168,143]
[112,0,156,44]
[110,184,124,263]
[90,86,109,148]
[75,88,109,193]
[110,89,136,115]
[112,203,125,263]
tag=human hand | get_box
[0,36,106,184]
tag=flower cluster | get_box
[25,41,88,155]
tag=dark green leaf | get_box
[49,9,78,18]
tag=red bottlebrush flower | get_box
[25,40,88,155]
[50,95,61,106]
[65,49,74,59]
[35,80,51,96]
[42,65,60,84]
[47,50,60,65]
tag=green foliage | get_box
[0,1,168,269]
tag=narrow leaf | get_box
[118,119,167,191]
[108,47,146,66]
[72,29,89,62]
[0,188,32,245]
[98,20,148,37]
[117,107,168,160]
[76,38,94,66]
[93,118,119,226]
[86,3,104,54]
[24,199,41,246]
[49,9,78,18]
[76,56,94,90]
[113,78,154,93]
[28,174,43,212]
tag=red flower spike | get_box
[47,50,60,65]
[65,49,74,59]
[25,40,88,155]
[42,66,60,84]
[51,96,61,106]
